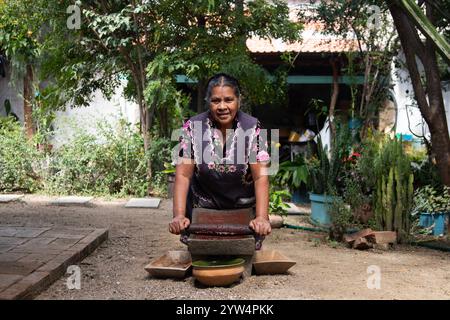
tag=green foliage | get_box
[272,155,308,190]
[306,124,351,195]
[412,185,450,215]
[0,117,41,192]
[328,195,354,241]
[410,151,442,189]
[44,121,148,196]
[373,137,414,242]
[269,189,291,216]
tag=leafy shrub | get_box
[44,120,150,197]
[0,117,42,192]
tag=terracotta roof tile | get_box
[247,21,363,53]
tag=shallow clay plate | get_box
[145,250,192,278]
[253,250,296,275]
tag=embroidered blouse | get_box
[177,110,269,218]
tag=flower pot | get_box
[292,185,310,204]
[419,212,449,236]
[309,193,335,228]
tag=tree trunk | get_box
[197,79,205,114]
[23,64,34,139]
[389,3,450,187]
[329,57,340,141]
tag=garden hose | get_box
[282,223,328,233]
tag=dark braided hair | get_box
[204,73,241,105]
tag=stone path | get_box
[0,225,108,300]
[125,198,161,208]
[51,196,94,206]
[0,195,24,203]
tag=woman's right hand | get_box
[169,216,191,234]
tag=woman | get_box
[169,73,271,242]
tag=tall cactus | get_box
[374,137,414,243]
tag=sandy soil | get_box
[1,195,449,300]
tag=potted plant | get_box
[413,185,450,236]
[269,189,291,228]
[306,126,350,228]
[272,155,308,204]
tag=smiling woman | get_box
[169,73,271,246]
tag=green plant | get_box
[0,117,42,192]
[269,189,291,216]
[412,185,450,216]
[272,155,308,189]
[306,124,351,195]
[374,137,414,242]
[44,120,150,197]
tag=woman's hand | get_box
[249,216,271,236]
[169,216,191,235]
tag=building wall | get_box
[0,62,139,147]
[392,55,450,139]
[0,65,24,121]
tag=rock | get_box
[269,215,284,228]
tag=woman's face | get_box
[209,85,239,128]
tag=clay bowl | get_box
[253,250,296,275]
[192,258,245,287]
[144,250,192,278]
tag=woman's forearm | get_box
[173,164,194,218]
[254,175,269,220]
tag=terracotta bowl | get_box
[192,258,245,287]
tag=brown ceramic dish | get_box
[192,258,245,286]
[144,250,192,278]
[253,250,296,275]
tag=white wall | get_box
[392,54,450,138]
[51,81,140,148]
[0,63,140,147]
[0,65,24,121]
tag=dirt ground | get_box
[1,195,449,300]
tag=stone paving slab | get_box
[286,203,302,215]
[125,198,161,208]
[51,196,94,206]
[286,203,311,215]
[0,195,24,203]
[0,225,108,300]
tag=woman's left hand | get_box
[249,216,271,236]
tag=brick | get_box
[0,274,22,292]
[13,228,51,238]
[0,225,108,299]
[343,228,374,245]
[0,227,20,237]
[18,253,58,264]
[371,231,397,244]
[0,261,44,276]
[0,271,50,300]
[0,245,15,253]
[0,253,28,262]
[0,237,30,246]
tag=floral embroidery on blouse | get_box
[178,113,270,173]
